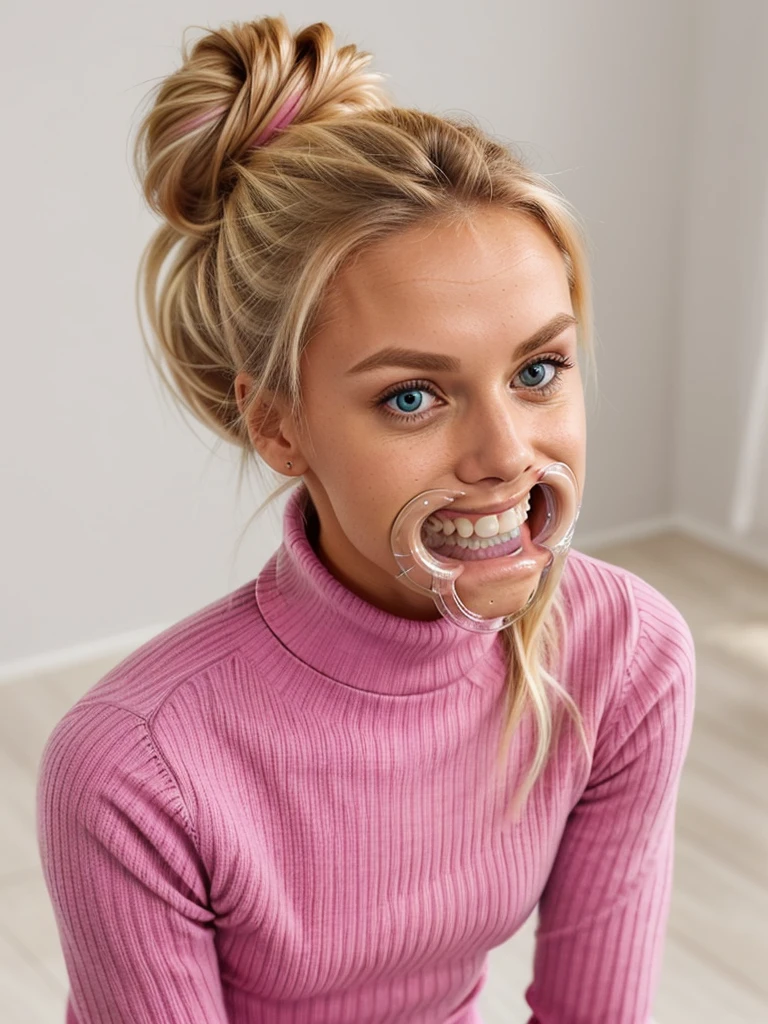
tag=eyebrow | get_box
[345,312,578,376]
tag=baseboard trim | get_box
[577,513,768,572]
[0,623,170,687]
[574,514,678,553]
[673,513,768,572]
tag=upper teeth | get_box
[424,494,531,539]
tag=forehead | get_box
[317,207,570,334]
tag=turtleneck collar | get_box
[253,483,499,695]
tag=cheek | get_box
[546,390,586,447]
[553,406,587,493]
[334,458,431,562]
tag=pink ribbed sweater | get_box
[37,483,695,1024]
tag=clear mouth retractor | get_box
[389,462,581,633]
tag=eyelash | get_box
[375,354,576,423]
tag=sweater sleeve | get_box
[36,701,229,1024]
[524,574,696,1024]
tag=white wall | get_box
[0,0,700,666]
[673,0,768,557]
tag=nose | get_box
[453,390,536,485]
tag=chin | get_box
[455,575,539,619]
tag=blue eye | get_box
[393,390,424,412]
[381,386,437,419]
[375,355,574,424]
[518,362,552,388]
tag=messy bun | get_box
[133,15,596,823]
[135,16,390,235]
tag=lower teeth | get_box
[424,525,523,551]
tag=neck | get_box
[250,483,500,695]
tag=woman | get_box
[37,16,695,1024]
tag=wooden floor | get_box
[1,529,766,1022]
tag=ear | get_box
[234,371,307,475]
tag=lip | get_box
[439,487,536,518]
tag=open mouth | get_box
[528,484,547,541]
[420,484,549,561]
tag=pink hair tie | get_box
[248,91,306,149]
[173,90,305,149]
[171,104,228,141]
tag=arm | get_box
[36,701,229,1024]
[524,576,696,1024]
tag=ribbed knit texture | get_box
[36,483,696,1024]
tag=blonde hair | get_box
[133,15,596,823]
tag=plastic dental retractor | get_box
[389,461,581,632]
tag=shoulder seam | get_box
[596,573,645,743]
[566,552,644,713]
[621,572,644,692]
[145,648,245,727]
[144,716,202,852]
[617,573,690,716]
[61,700,203,857]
